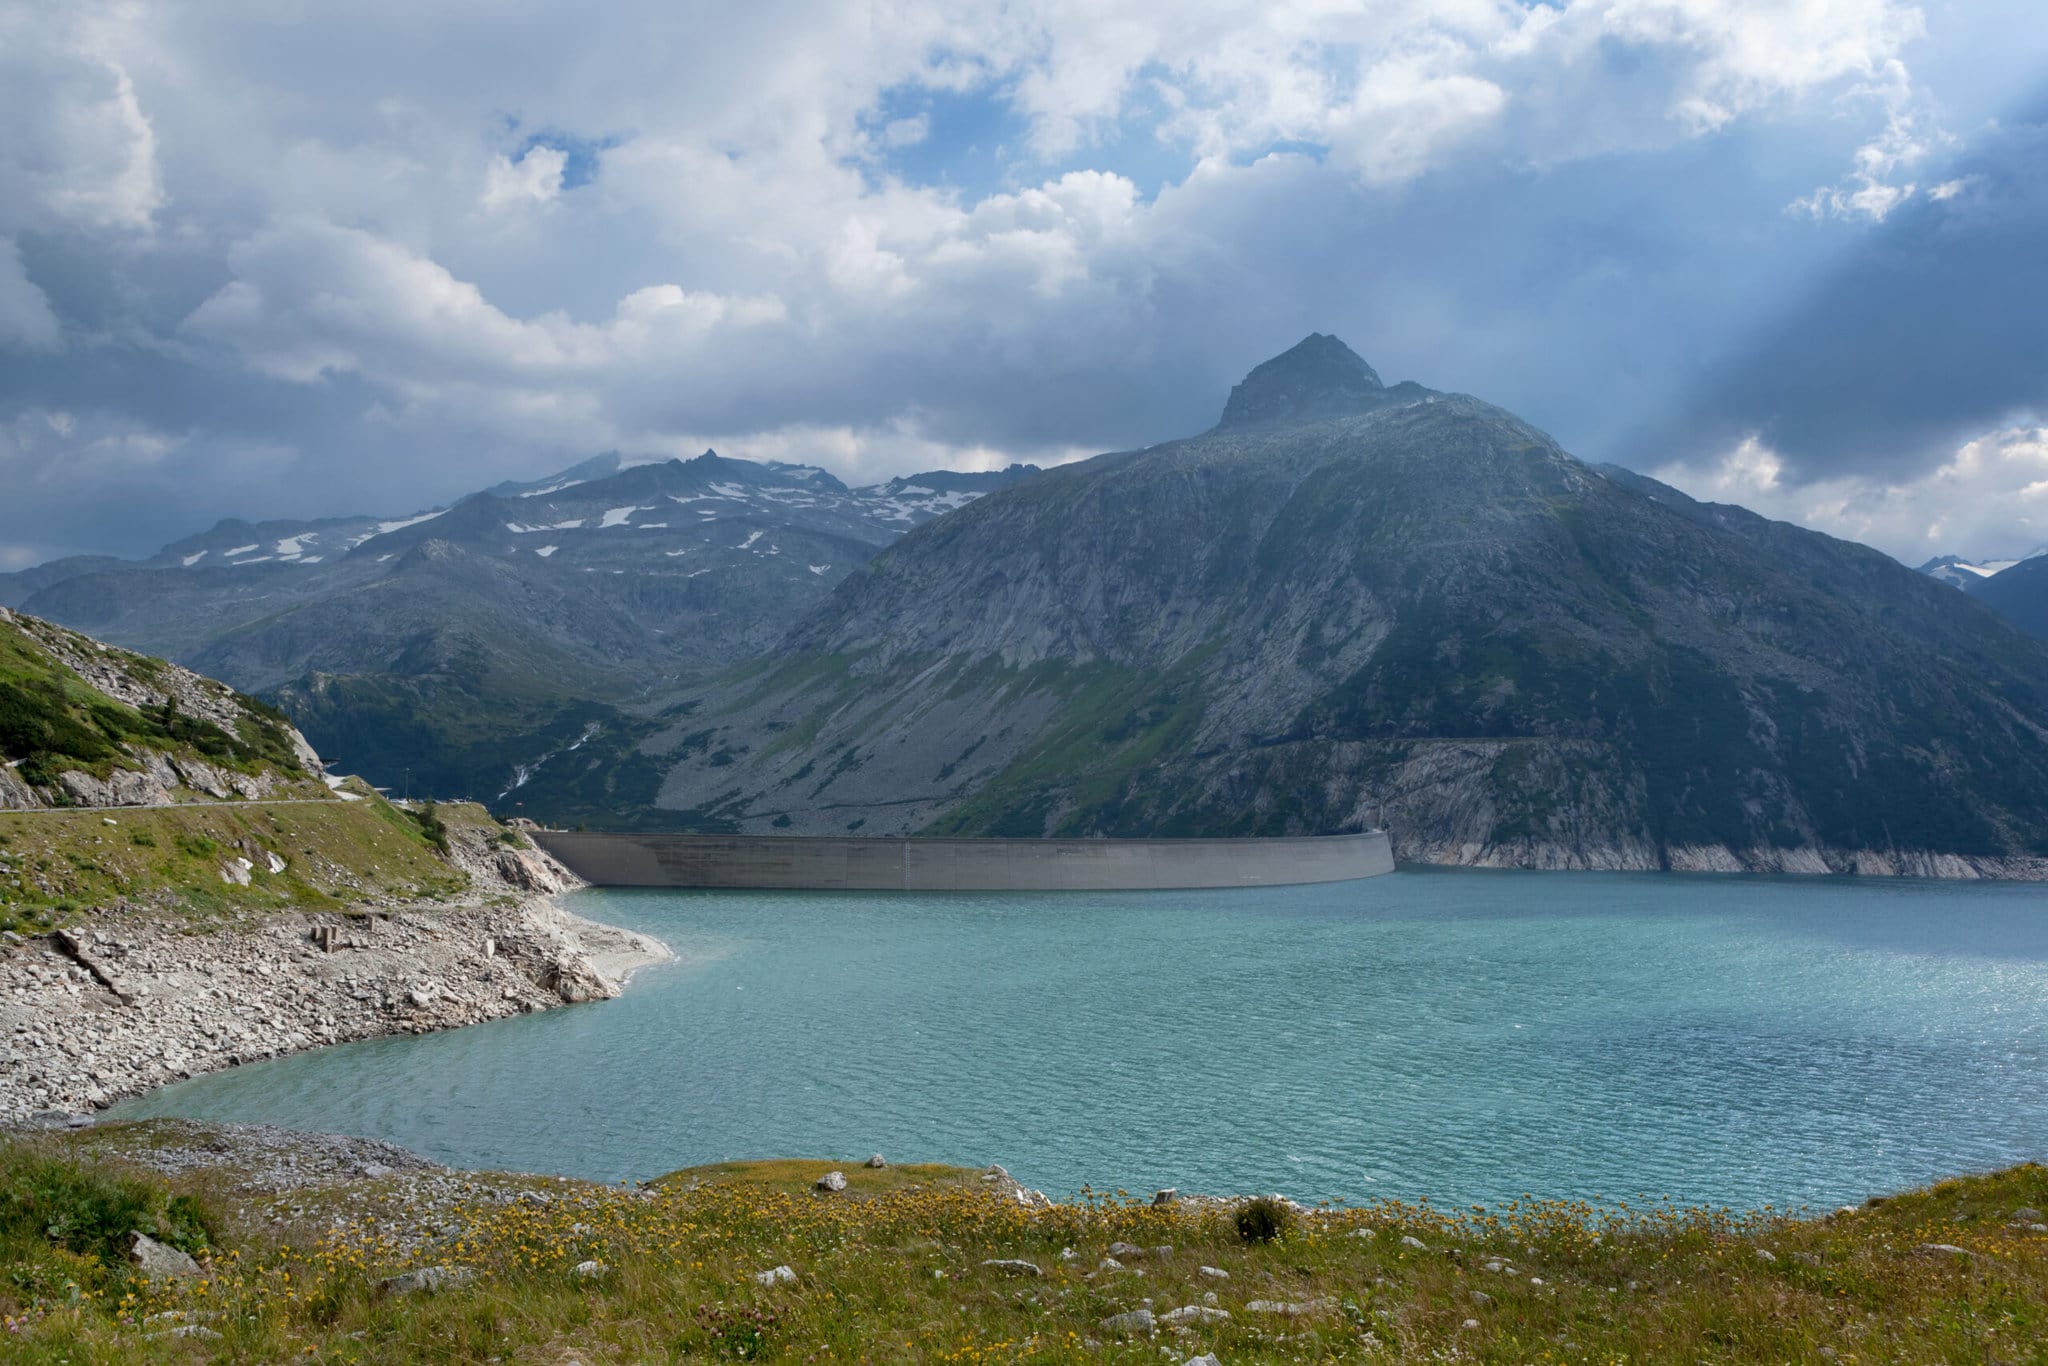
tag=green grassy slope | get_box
[0,794,472,934]
[0,607,315,802]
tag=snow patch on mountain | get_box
[1919,548,2048,588]
[374,510,446,536]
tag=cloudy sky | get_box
[3,0,2045,570]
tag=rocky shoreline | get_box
[1399,834,2048,880]
[0,839,670,1125]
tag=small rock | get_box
[1152,1187,1178,1207]
[1159,1305,1230,1325]
[1198,1265,1229,1280]
[379,1265,476,1296]
[815,1170,848,1192]
[128,1231,200,1279]
[754,1264,799,1286]
[2012,1207,2043,1223]
[1349,1226,1376,1239]
[1059,1246,1078,1262]
[1483,1259,1505,1273]
[1529,1276,1545,1286]
[1108,1241,1146,1259]
[1913,1243,1973,1258]
[866,1153,887,1168]
[1462,1318,1480,1330]
[1400,1235,1428,1251]
[981,1259,1043,1277]
[1470,1290,1493,1307]
[572,1260,607,1280]
[1185,1357,1222,1366]
[1246,1298,1331,1316]
[1099,1256,1125,1271]
[1754,1248,1777,1263]
[983,1164,1010,1182]
[1099,1308,1155,1336]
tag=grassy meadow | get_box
[3,1127,2046,1364]
[0,793,474,936]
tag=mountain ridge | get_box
[647,336,2048,877]
[0,450,1042,821]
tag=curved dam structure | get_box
[531,830,1395,892]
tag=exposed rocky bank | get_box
[0,835,669,1123]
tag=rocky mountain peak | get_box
[1217,333,1385,431]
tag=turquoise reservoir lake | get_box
[114,870,2048,1209]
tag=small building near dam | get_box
[529,829,1395,892]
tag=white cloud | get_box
[0,4,161,234]
[878,114,930,150]
[988,0,1928,179]
[182,220,788,443]
[1656,426,2048,563]
[683,420,1095,488]
[1791,56,1950,220]
[1597,0,1926,130]
[481,144,567,211]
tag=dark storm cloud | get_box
[1638,93,2048,483]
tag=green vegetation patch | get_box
[924,648,1220,838]
[0,797,467,934]
[6,1127,2048,1364]
[0,1145,215,1313]
[0,618,304,791]
[278,669,672,830]
[655,1158,990,1199]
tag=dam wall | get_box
[531,830,1395,892]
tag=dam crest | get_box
[530,830,1395,892]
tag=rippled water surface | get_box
[114,871,2048,1208]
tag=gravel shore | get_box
[0,835,669,1124]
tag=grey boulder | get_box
[1160,1305,1231,1325]
[128,1231,200,1279]
[1099,1308,1155,1336]
[379,1265,477,1296]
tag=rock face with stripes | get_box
[648,336,2048,877]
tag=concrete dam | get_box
[531,829,1395,892]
